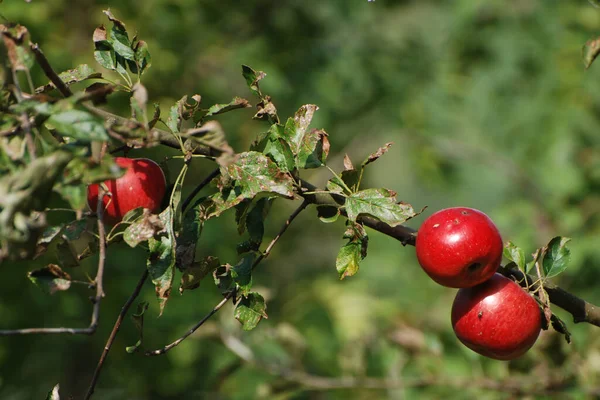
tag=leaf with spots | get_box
[28,264,72,295]
[234,292,268,331]
[336,222,368,279]
[297,128,330,169]
[242,65,266,98]
[345,188,416,227]
[179,256,220,294]
[282,104,318,155]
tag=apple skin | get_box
[415,207,503,288]
[451,273,542,360]
[87,157,166,224]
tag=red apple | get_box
[87,157,166,224]
[415,207,503,288]
[451,273,542,360]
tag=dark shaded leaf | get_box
[103,9,134,60]
[234,292,268,331]
[242,65,266,97]
[231,252,257,296]
[317,205,340,224]
[45,384,60,400]
[213,264,234,294]
[345,188,416,226]
[542,236,571,278]
[175,204,205,270]
[126,301,149,353]
[28,264,71,294]
[180,256,220,294]
[134,40,151,75]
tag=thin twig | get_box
[84,269,149,400]
[144,293,233,356]
[30,43,73,97]
[145,200,310,356]
[181,167,220,212]
[0,191,108,336]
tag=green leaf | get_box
[147,208,176,315]
[297,128,330,169]
[282,104,318,155]
[245,197,272,247]
[179,256,220,294]
[93,26,117,71]
[242,65,266,97]
[583,37,600,69]
[47,110,109,142]
[345,188,416,226]
[56,240,79,268]
[54,183,87,211]
[28,264,72,294]
[234,292,268,331]
[542,236,571,278]
[231,252,256,296]
[503,241,526,271]
[336,222,368,279]
[123,210,165,248]
[204,97,250,118]
[45,384,60,400]
[126,301,149,353]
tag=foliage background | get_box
[2,0,600,398]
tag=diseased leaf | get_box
[103,9,135,61]
[343,154,354,171]
[297,128,329,169]
[47,110,109,142]
[204,97,250,118]
[242,65,266,97]
[28,264,72,294]
[45,384,60,400]
[0,24,34,71]
[231,252,257,296]
[252,124,296,173]
[123,209,165,248]
[503,241,526,271]
[583,37,600,69]
[542,236,571,279]
[147,208,176,315]
[345,188,416,226]
[180,256,220,294]
[234,292,268,331]
[336,222,368,279]
[125,301,149,353]
[208,152,294,218]
[282,104,318,155]
[363,142,393,167]
[93,26,117,71]
[213,264,234,294]
[130,82,148,122]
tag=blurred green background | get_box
[2,0,600,398]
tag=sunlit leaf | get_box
[542,236,571,278]
[242,65,266,97]
[503,241,526,271]
[123,210,165,248]
[234,292,268,331]
[204,97,250,118]
[345,188,416,226]
[46,110,109,142]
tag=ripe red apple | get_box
[451,273,542,360]
[415,207,503,288]
[87,157,166,224]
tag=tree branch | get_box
[297,180,600,328]
[84,269,149,400]
[145,200,310,356]
[30,43,73,97]
[181,167,220,212]
[0,190,108,336]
